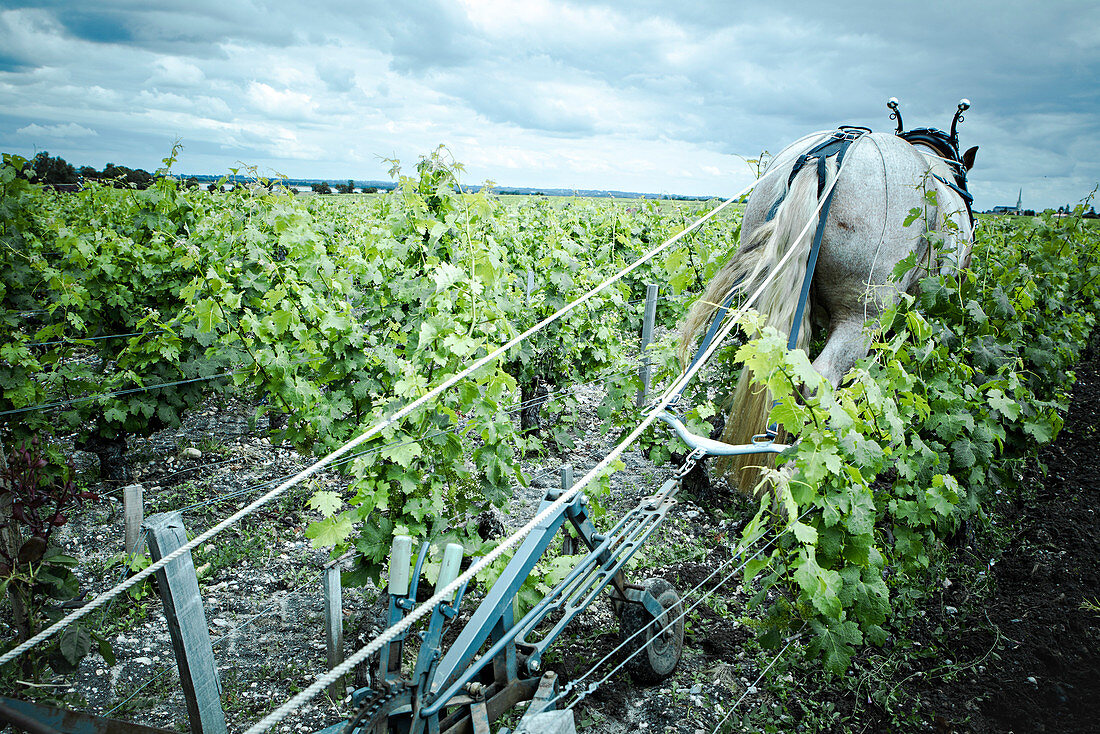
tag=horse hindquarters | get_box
[708,161,832,494]
[803,134,944,385]
[682,131,969,496]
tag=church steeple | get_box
[1016,188,1022,212]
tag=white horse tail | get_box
[680,156,836,494]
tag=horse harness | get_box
[677,109,974,440]
[683,126,870,375]
[895,129,974,230]
[672,126,869,438]
[891,98,976,226]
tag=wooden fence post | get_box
[636,283,659,407]
[123,483,144,556]
[323,563,344,697]
[144,512,226,734]
[560,465,577,556]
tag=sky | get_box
[1,0,1097,211]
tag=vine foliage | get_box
[732,208,1100,672]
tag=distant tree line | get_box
[1059,204,1098,219]
[81,161,154,188]
[311,180,379,195]
[24,151,78,186]
[19,151,155,189]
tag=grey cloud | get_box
[317,63,356,94]
[55,8,133,44]
[17,1,299,58]
[0,1,1096,209]
[0,52,31,72]
[16,122,97,137]
[369,1,483,74]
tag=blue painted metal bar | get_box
[517,488,678,671]
[334,461,695,731]
[421,480,681,718]
[378,541,432,685]
[423,536,616,715]
[489,603,518,685]
[409,577,469,734]
[423,494,572,708]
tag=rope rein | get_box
[0,184,749,670]
[243,149,858,734]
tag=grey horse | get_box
[681,103,977,493]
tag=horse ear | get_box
[962,146,978,171]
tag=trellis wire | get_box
[103,328,642,502]
[105,351,636,512]
[555,508,814,711]
[626,292,693,306]
[118,361,619,523]
[105,566,327,716]
[24,330,165,348]
[0,177,750,670]
[504,363,638,412]
[0,353,325,418]
[0,368,242,417]
[241,150,859,734]
[105,667,174,717]
[710,626,807,733]
[172,365,635,516]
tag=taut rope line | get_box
[556,508,815,711]
[0,183,749,669]
[243,150,857,734]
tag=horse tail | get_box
[679,157,835,494]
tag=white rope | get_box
[863,134,890,325]
[0,183,749,669]
[913,146,964,169]
[243,156,855,734]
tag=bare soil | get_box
[6,344,1100,734]
[911,344,1100,733]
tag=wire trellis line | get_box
[24,329,166,348]
[556,508,815,711]
[171,365,640,516]
[0,176,750,671]
[0,353,328,417]
[3,308,662,420]
[710,626,807,734]
[0,368,242,417]
[104,565,328,717]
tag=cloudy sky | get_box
[1,1,1097,210]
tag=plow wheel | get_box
[618,577,684,684]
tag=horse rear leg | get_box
[811,315,873,387]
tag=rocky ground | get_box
[7,345,1099,734]
[14,378,775,734]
